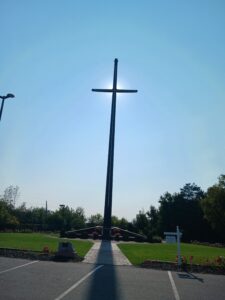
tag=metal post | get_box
[177,226,181,267]
[0,98,5,121]
[60,204,66,237]
[102,59,118,240]
[92,59,137,240]
[0,93,15,121]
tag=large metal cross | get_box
[92,58,138,240]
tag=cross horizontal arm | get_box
[92,89,138,93]
[92,89,113,92]
[116,89,138,93]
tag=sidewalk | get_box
[83,241,131,266]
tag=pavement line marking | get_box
[0,260,39,275]
[54,265,104,300]
[168,271,180,300]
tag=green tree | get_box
[3,185,19,208]
[146,205,159,236]
[0,199,19,229]
[72,207,86,229]
[201,175,225,241]
[87,213,103,227]
[157,192,176,234]
[30,207,47,230]
[157,184,210,242]
[133,209,150,236]
[47,210,64,231]
[180,183,205,201]
[118,217,129,230]
[14,202,29,223]
[111,216,129,230]
[111,215,120,227]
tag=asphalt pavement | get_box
[0,256,225,300]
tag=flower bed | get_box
[0,247,82,262]
[141,259,225,275]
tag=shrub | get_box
[152,236,162,243]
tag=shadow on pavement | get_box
[178,272,204,283]
[86,241,120,300]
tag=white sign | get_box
[164,231,177,236]
[164,231,182,237]
[165,236,176,243]
[164,226,182,266]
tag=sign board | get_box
[165,235,176,243]
[164,232,177,236]
[164,226,182,266]
[164,231,182,237]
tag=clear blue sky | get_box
[1,0,225,220]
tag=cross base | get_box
[102,227,111,240]
[65,226,146,242]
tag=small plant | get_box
[201,257,225,268]
[152,236,162,243]
[182,256,187,264]
[215,256,225,267]
[175,256,187,265]
[42,246,49,253]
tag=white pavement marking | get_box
[0,260,39,275]
[168,271,180,300]
[54,265,104,300]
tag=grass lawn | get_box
[0,233,93,257]
[118,242,225,265]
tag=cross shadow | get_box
[177,272,204,283]
[85,241,120,300]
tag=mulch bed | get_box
[0,248,83,262]
[1,247,224,274]
[141,259,225,275]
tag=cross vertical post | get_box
[92,58,137,240]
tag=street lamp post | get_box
[60,204,66,237]
[0,93,15,121]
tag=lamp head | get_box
[6,93,15,99]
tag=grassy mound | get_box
[0,233,93,257]
[118,242,225,265]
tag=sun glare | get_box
[100,79,131,104]
[105,80,125,89]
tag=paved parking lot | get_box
[0,256,225,300]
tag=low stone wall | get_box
[141,260,225,275]
[0,248,82,262]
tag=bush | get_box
[152,236,162,243]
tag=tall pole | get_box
[92,59,137,240]
[177,226,181,267]
[60,204,66,237]
[103,59,118,239]
[0,93,15,121]
[0,99,5,121]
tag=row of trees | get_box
[0,186,131,232]
[133,175,225,243]
[0,175,225,242]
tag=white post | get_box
[177,226,181,267]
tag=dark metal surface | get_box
[0,93,15,121]
[92,59,137,240]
